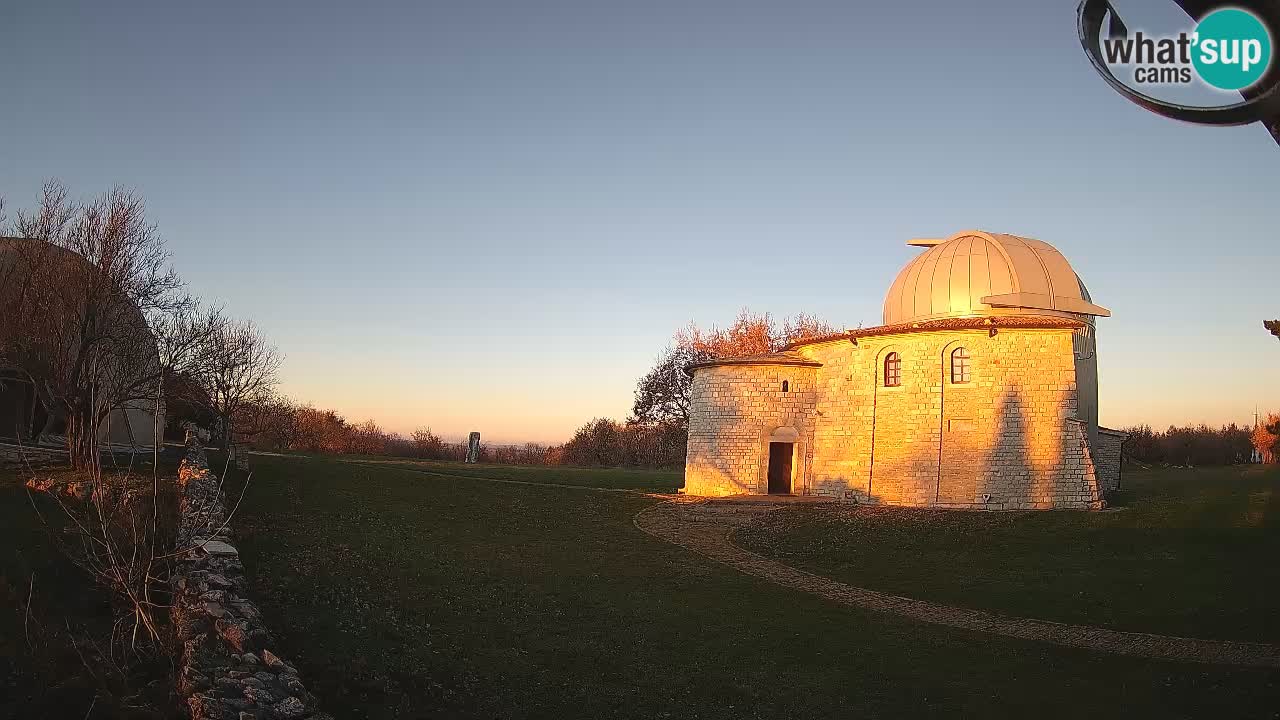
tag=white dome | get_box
[881,231,1110,326]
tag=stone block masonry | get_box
[172,433,331,720]
[684,327,1122,509]
[684,363,818,496]
[1094,426,1129,494]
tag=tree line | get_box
[1121,417,1279,466]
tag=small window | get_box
[781,380,789,393]
[883,352,901,387]
[951,347,971,384]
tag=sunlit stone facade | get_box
[682,231,1126,509]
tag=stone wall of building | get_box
[172,433,330,720]
[795,327,1102,509]
[683,327,1110,509]
[683,363,817,496]
[1093,426,1128,494]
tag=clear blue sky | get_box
[3,0,1277,443]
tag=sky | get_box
[2,0,1278,443]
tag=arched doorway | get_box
[767,426,798,495]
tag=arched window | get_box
[883,352,901,387]
[951,347,971,384]
[781,380,789,393]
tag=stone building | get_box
[682,230,1127,509]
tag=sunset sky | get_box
[3,0,1278,443]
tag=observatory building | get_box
[682,230,1126,509]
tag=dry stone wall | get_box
[172,433,330,720]
[0,442,65,469]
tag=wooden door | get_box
[767,442,793,494]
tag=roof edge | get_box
[782,315,1087,351]
[685,353,824,376]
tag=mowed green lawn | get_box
[736,465,1280,643]
[328,455,683,492]
[228,455,1280,719]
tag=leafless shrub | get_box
[25,465,178,661]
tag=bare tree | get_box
[632,309,837,431]
[0,182,185,473]
[780,312,839,347]
[238,394,299,451]
[676,309,837,358]
[195,318,281,458]
[630,343,711,427]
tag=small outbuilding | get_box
[682,230,1126,509]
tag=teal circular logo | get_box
[1192,8,1273,90]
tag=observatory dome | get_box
[881,231,1110,326]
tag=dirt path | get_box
[634,497,1280,669]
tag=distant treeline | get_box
[1121,422,1274,466]
[193,400,687,469]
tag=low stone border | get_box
[2,441,67,470]
[635,498,1280,668]
[172,434,331,720]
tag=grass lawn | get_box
[736,465,1280,644]
[228,455,1280,719]
[284,453,684,492]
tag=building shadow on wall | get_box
[859,388,1033,508]
[971,389,1037,509]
